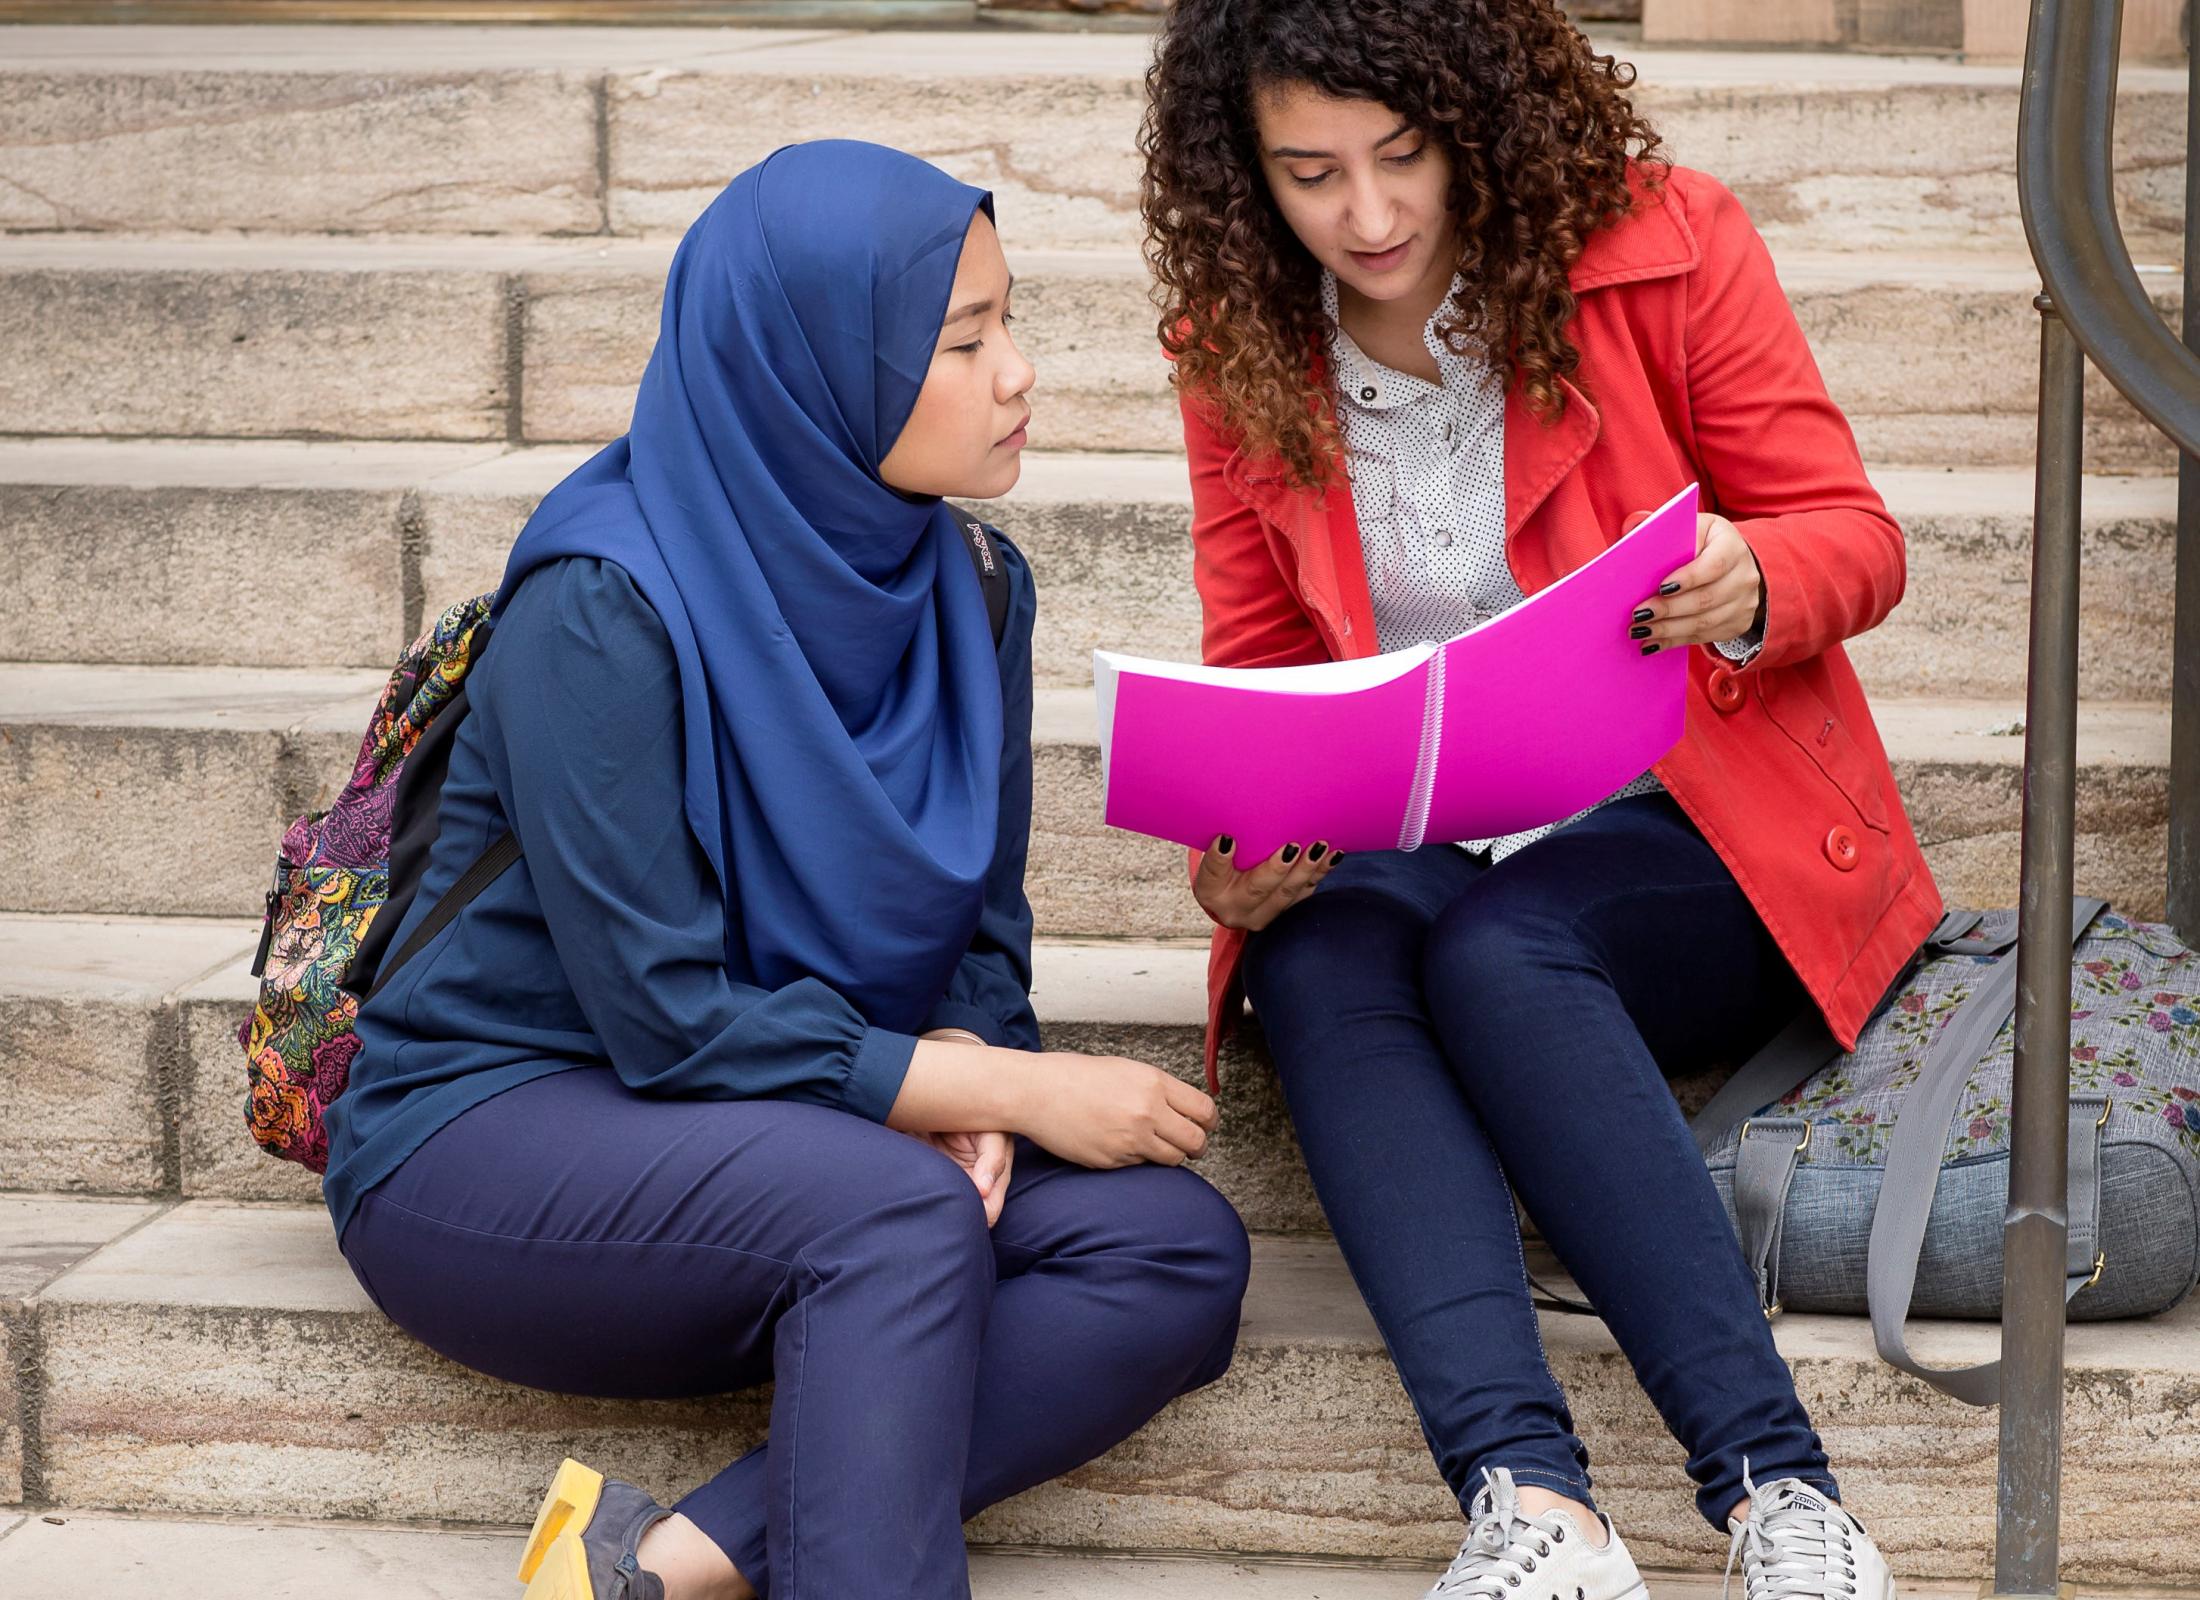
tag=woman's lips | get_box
[996,421,1029,450]
[1347,240,1412,273]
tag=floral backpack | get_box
[240,511,1015,1174]
[238,593,505,1172]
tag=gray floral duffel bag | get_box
[1693,898,2199,1404]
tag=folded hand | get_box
[913,1128,1015,1227]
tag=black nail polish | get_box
[1629,624,1653,640]
[1330,852,1348,866]
[1658,581,1682,597]
[1281,843,1301,864]
[1309,842,1328,862]
[1632,607,1654,624]
[1641,643,1661,656]
[1217,834,1235,855]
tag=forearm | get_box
[1732,508,1905,673]
[886,1033,1039,1134]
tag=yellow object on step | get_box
[521,1530,598,1600]
[518,1458,606,1593]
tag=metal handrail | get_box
[2020,0,2200,453]
[2002,3,2198,1597]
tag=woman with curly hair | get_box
[1141,4,1940,1598]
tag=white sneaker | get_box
[1424,1468,1650,1600]
[1725,1465,1895,1600]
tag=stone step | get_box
[0,1519,2163,1600]
[0,236,2178,470]
[0,662,2170,930]
[0,439,2178,704]
[2,1193,2195,1582]
[0,916,1321,1231]
[0,1511,1461,1600]
[0,26,2184,258]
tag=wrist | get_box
[994,1048,1049,1132]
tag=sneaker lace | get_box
[1434,1469,1572,1600]
[1724,1460,1860,1600]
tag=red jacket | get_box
[1181,164,1943,1091]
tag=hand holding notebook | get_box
[1094,484,1700,867]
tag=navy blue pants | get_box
[338,1068,1251,1599]
[1241,793,1836,1529]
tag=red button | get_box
[1824,826,1860,871]
[1707,666,1746,713]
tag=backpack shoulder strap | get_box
[946,502,1011,648]
[365,830,522,1000]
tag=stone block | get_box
[0,1194,166,1505]
[0,70,601,235]
[0,665,383,918]
[0,247,511,441]
[0,917,249,1196]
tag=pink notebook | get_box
[1095,483,1699,866]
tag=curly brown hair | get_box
[1140,0,1666,486]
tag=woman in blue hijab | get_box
[320,142,1252,1600]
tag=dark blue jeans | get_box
[338,1067,1250,1600]
[1242,792,1836,1530]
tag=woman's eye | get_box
[1288,170,1333,189]
[949,339,983,355]
[1385,146,1428,167]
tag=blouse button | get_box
[1434,529,1454,548]
[1823,826,1860,872]
[1359,385,1377,402]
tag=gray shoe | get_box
[1725,1464,1894,1600]
[1425,1468,1649,1600]
[517,1457,674,1600]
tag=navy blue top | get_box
[321,539,1041,1241]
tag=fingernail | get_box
[1281,843,1301,864]
[1658,581,1681,597]
[1641,643,1662,656]
[1629,624,1653,640]
[1217,834,1235,854]
[1330,851,1348,866]
[1632,607,1654,623]
[1308,841,1328,861]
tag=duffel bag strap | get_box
[2067,1093,2110,1296]
[1735,1118,1812,1314]
[1692,1011,1843,1157]
[1928,907,1988,949]
[1865,896,2107,1406]
[1934,906,2023,959]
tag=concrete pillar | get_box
[1645,0,2187,58]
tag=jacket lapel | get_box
[1223,450,1377,658]
[1502,374,1601,595]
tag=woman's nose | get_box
[1344,172,1395,245]
[998,341,1036,402]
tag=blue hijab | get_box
[495,141,1004,1035]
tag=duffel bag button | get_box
[1707,666,1745,713]
[1823,825,1860,871]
